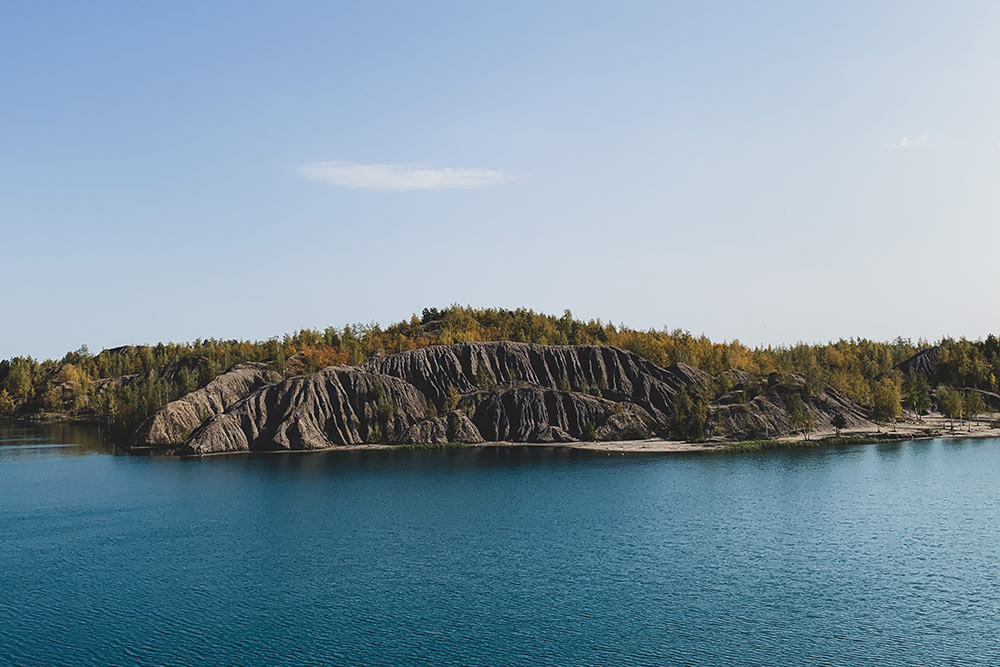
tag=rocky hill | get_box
[130,342,875,456]
[709,373,872,440]
[132,362,280,447]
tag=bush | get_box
[621,424,648,441]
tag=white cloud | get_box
[885,134,929,150]
[298,161,512,191]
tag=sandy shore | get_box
[149,411,999,458]
[535,411,1000,455]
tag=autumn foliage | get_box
[2,306,999,435]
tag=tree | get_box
[759,400,773,438]
[936,386,962,431]
[902,370,931,420]
[0,389,14,416]
[804,365,825,397]
[42,384,63,412]
[784,393,809,438]
[671,388,693,439]
[688,397,708,441]
[831,412,847,437]
[443,385,461,411]
[963,390,986,430]
[4,358,33,403]
[871,377,902,427]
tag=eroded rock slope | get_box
[709,373,874,440]
[173,342,703,454]
[130,342,875,455]
[181,366,430,455]
[132,362,280,446]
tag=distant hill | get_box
[2,307,998,444]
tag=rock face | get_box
[462,387,654,442]
[964,388,1000,410]
[709,373,874,440]
[132,341,876,456]
[181,367,430,456]
[132,362,280,446]
[362,341,707,423]
[896,347,939,378]
[172,342,704,455]
[395,412,485,445]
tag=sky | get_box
[3,1,1000,360]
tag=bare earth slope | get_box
[182,367,432,455]
[361,341,707,422]
[132,362,280,446]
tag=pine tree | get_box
[831,412,847,437]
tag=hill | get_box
[2,306,999,446]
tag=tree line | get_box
[1,306,998,435]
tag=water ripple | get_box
[2,429,1000,664]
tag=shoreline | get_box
[24,412,999,459]
[152,412,999,459]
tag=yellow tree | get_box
[871,377,902,429]
[0,389,14,416]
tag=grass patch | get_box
[387,441,476,451]
[723,434,901,453]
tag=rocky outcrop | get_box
[132,362,280,446]
[139,341,876,456]
[462,387,654,442]
[964,388,1000,410]
[172,342,700,455]
[362,342,707,422]
[394,412,485,445]
[896,347,939,378]
[181,367,430,456]
[709,374,874,440]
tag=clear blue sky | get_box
[3,1,1000,360]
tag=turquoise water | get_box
[2,422,1000,665]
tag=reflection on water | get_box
[0,420,118,460]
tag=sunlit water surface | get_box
[2,421,999,665]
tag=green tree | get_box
[963,390,986,430]
[936,386,963,431]
[784,393,809,438]
[804,365,826,397]
[902,370,931,419]
[442,385,461,411]
[4,358,33,403]
[0,389,14,416]
[831,412,847,437]
[688,397,708,441]
[871,377,902,427]
[671,388,693,439]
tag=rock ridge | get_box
[127,342,876,455]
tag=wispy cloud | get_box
[298,161,512,191]
[885,134,929,150]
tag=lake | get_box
[2,421,999,665]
